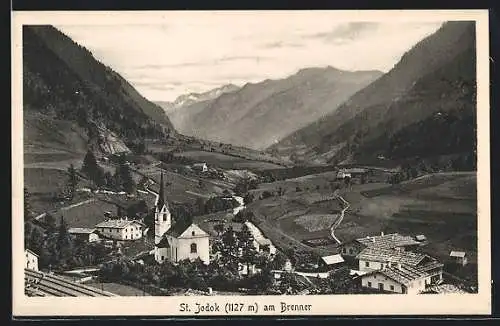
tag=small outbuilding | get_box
[321,254,345,267]
[450,251,468,266]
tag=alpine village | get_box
[23,22,477,297]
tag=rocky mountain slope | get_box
[166,67,382,149]
[23,25,175,156]
[273,21,476,167]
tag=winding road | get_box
[329,195,350,245]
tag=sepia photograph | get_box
[12,10,490,316]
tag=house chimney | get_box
[207,287,213,295]
[396,263,402,270]
[371,237,376,243]
[381,231,384,236]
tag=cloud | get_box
[260,41,305,49]
[56,19,444,102]
[308,22,380,44]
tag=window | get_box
[342,248,347,254]
[192,231,195,236]
[390,285,395,291]
[365,262,369,267]
[349,249,354,255]
[378,283,384,291]
[190,243,197,253]
[161,256,164,260]
[367,282,372,287]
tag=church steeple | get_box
[158,170,165,209]
[155,170,171,244]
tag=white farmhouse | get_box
[95,219,145,241]
[25,249,39,271]
[356,247,444,285]
[360,262,429,294]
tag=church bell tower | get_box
[155,171,171,244]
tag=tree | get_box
[270,251,288,270]
[325,266,357,294]
[214,223,225,236]
[243,192,254,205]
[82,149,104,187]
[220,226,239,273]
[260,191,273,199]
[113,155,136,194]
[344,176,352,188]
[24,188,32,220]
[238,224,258,277]
[44,213,57,231]
[27,227,44,254]
[56,216,73,267]
[66,164,79,200]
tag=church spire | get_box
[157,170,165,209]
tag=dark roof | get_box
[157,236,170,248]
[25,248,39,257]
[355,233,421,249]
[356,247,427,266]
[364,264,429,285]
[165,222,191,237]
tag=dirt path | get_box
[329,195,350,245]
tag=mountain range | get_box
[23,25,175,156]
[23,22,477,172]
[157,84,240,113]
[160,67,383,149]
[271,21,476,167]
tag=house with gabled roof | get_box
[360,262,430,294]
[154,171,210,265]
[25,249,39,271]
[68,227,100,243]
[450,251,468,266]
[356,247,444,285]
[339,232,422,258]
[95,218,145,241]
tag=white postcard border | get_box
[12,9,491,316]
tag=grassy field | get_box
[137,166,228,203]
[174,150,284,171]
[245,188,343,256]
[336,172,477,263]
[51,199,118,228]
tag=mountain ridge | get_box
[23,25,175,156]
[272,21,476,167]
[167,66,383,149]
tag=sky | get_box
[55,14,444,102]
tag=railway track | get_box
[24,269,118,297]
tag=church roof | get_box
[165,222,192,238]
[157,236,170,248]
[165,222,209,238]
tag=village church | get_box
[153,172,210,264]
